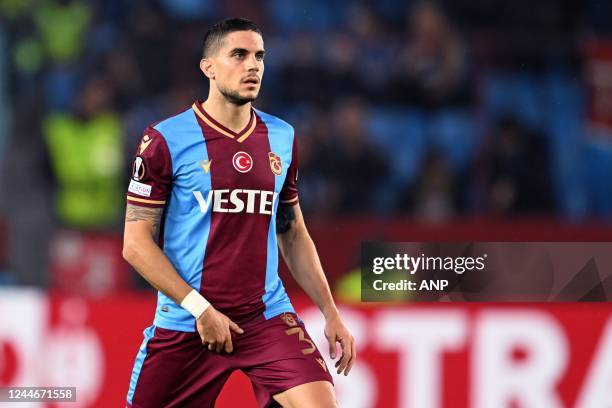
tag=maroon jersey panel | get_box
[193,103,275,323]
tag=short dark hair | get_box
[202,18,262,58]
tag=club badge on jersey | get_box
[268,152,282,175]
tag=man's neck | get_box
[201,92,252,133]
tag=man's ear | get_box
[200,58,214,79]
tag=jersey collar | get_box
[192,100,257,143]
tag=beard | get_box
[218,85,257,106]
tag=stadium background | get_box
[0,0,612,407]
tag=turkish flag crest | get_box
[268,152,282,175]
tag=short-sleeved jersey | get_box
[126,101,299,331]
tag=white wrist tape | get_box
[180,289,210,319]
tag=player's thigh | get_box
[240,313,334,407]
[127,325,233,408]
[273,380,337,408]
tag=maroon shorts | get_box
[126,312,333,408]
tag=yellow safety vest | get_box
[43,112,124,228]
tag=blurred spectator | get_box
[398,148,462,223]
[104,44,144,112]
[343,4,391,101]
[295,110,338,216]
[33,0,91,64]
[476,117,554,216]
[280,34,331,107]
[326,99,390,213]
[392,1,473,108]
[126,4,175,98]
[324,32,364,99]
[43,76,124,229]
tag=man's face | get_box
[205,31,265,105]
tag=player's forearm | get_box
[123,204,194,304]
[280,228,339,320]
[123,237,192,304]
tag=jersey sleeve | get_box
[279,136,299,206]
[126,126,172,208]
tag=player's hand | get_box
[196,306,244,353]
[324,313,356,376]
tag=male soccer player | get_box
[123,18,355,408]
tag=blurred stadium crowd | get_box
[0,0,611,286]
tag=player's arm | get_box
[122,204,243,353]
[276,203,356,375]
[123,204,192,304]
[123,128,242,353]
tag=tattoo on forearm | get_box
[276,205,296,234]
[126,204,163,236]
